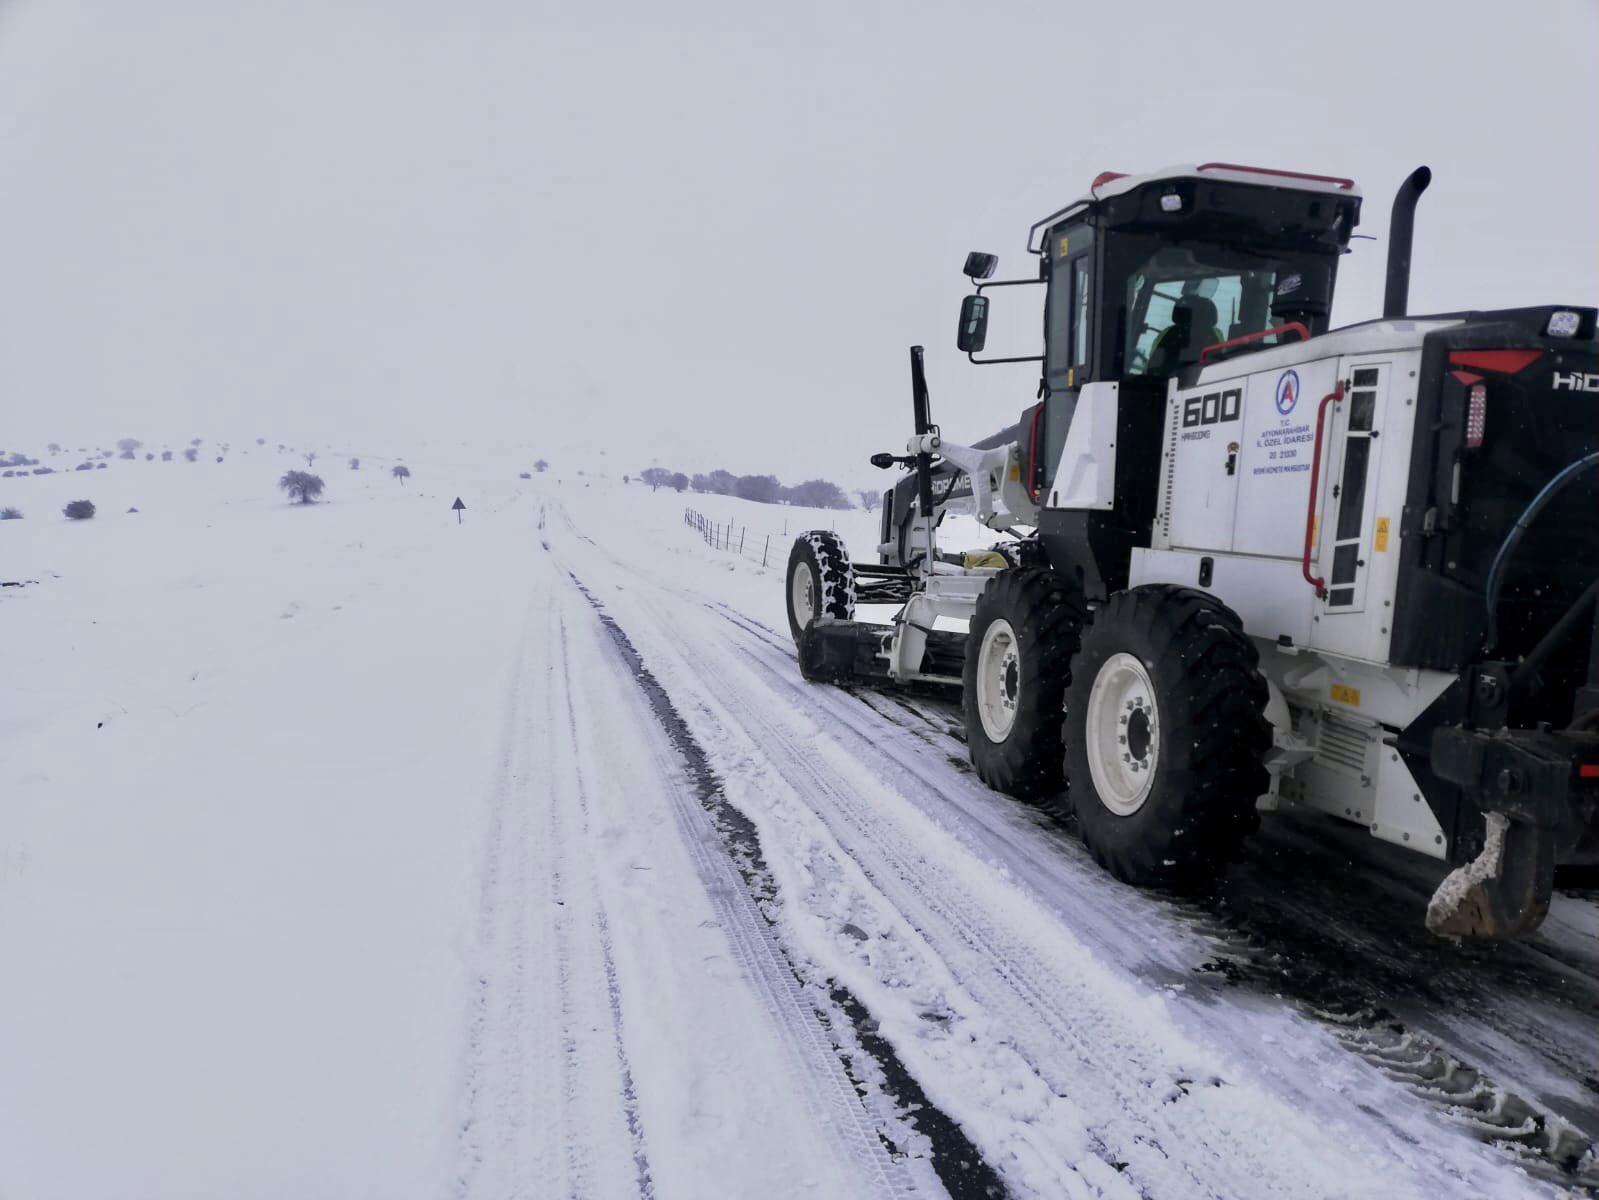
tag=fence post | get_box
[762,535,769,567]
[739,527,745,554]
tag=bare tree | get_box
[856,489,881,512]
[278,471,325,504]
[392,465,411,484]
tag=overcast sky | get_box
[2,0,1595,485]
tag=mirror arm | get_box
[967,352,1045,366]
[966,276,1045,363]
[974,277,1047,294]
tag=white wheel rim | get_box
[790,562,818,633]
[1084,652,1159,815]
[975,619,1021,742]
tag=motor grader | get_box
[784,162,1599,938]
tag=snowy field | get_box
[2,451,1595,1199]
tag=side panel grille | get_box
[1315,711,1374,775]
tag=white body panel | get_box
[1044,381,1119,511]
[1141,330,1439,667]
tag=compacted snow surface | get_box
[0,453,1586,1199]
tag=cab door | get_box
[1036,224,1094,497]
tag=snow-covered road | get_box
[3,459,1594,1198]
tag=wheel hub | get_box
[976,619,1021,742]
[790,565,818,631]
[1084,652,1160,815]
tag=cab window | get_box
[1121,247,1277,376]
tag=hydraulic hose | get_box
[1483,450,1599,650]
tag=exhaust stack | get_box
[1383,166,1432,318]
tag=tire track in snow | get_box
[556,613,654,1199]
[455,586,650,1200]
[455,609,558,1199]
[561,569,989,1200]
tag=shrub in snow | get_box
[183,448,198,462]
[734,474,782,503]
[279,471,325,504]
[1,507,21,519]
[534,460,548,473]
[63,499,96,520]
[391,465,411,484]
[74,462,93,472]
[161,450,173,461]
[519,471,531,480]
[145,452,154,461]
[782,479,852,509]
[126,506,139,513]
[256,437,266,445]
[32,466,53,475]
[95,461,107,469]
[349,457,360,470]
[216,455,224,463]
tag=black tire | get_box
[786,531,855,644]
[1063,584,1270,890]
[962,568,1086,801]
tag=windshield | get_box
[1103,232,1328,377]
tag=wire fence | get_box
[683,506,841,569]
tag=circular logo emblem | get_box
[1275,369,1300,415]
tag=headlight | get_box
[1547,310,1581,338]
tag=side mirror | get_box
[963,252,998,280]
[956,293,990,354]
